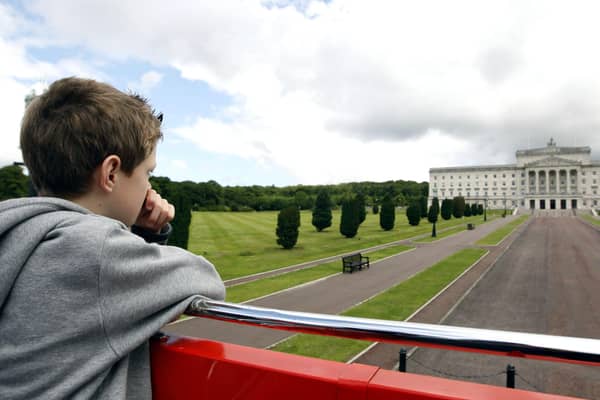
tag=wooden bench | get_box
[342,253,370,273]
[467,223,475,230]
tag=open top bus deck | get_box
[150,300,599,399]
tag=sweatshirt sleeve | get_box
[97,225,225,357]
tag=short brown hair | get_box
[20,77,162,196]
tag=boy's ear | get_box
[97,155,122,193]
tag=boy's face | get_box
[112,148,156,227]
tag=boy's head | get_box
[20,77,163,197]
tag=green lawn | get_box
[189,210,497,280]
[270,247,488,362]
[414,224,464,243]
[580,213,600,227]
[227,244,413,303]
[476,215,529,246]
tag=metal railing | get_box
[186,299,600,367]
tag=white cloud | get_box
[128,70,163,94]
[7,0,600,183]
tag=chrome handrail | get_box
[186,299,600,367]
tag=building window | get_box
[512,174,515,178]
[485,174,488,178]
[521,172,525,177]
[493,174,496,178]
[450,176,453,179]
[502,174,505,178]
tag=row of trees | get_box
[276,194,485,249]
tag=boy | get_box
[0,77,225,399]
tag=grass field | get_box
[189,210,501,280]
[270,247,488,362]
[476,215,529,246]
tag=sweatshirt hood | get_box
[0,197,92,308]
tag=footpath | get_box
[163,215,518,349]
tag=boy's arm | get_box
[98,226,225,357]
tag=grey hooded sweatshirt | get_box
[0,197,225,399]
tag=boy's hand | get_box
[135,189,175,232]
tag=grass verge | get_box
[226,244,413,303]
[475,215,529,246]
[414,224,464,243]
[270,247,487,362]
[580,213,600,227]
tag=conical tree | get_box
[478,204,484,215]
[452,196,466,218]
[419,196,428,219]
[464,203,472,217]
[340,196,360,238]
[356,193,367,225]
[471,203,479,216]
[379,195,395,231]
[406,201,421,226]
[311,190,332,232]
[372,204,379,214]
[276,206,300,249]
[441,198,453,220]
[428,197,439,237]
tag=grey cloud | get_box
[478,46,522,84]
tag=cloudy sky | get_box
[3,0,600,186]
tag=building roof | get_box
[515,138,590,157]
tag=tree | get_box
[419,196,428,218]
[471,203,479,216]
[478,204,484,216]
[452,196,466,218]
[427,197,439,237]
[311,190,332,232]
[340,196,360,238]
[356,193,367,225]
[406,201,421,226]
[276,206,300,249]
[372,204,379,214]
[0,165,29,201]
[464,202,472,217]
[379,195,395,231]
[441,199,453,220]
[427,197,439,223]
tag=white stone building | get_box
[429,139,600,210]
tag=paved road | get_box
[406,217,600,399]
[163,216,515,347]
